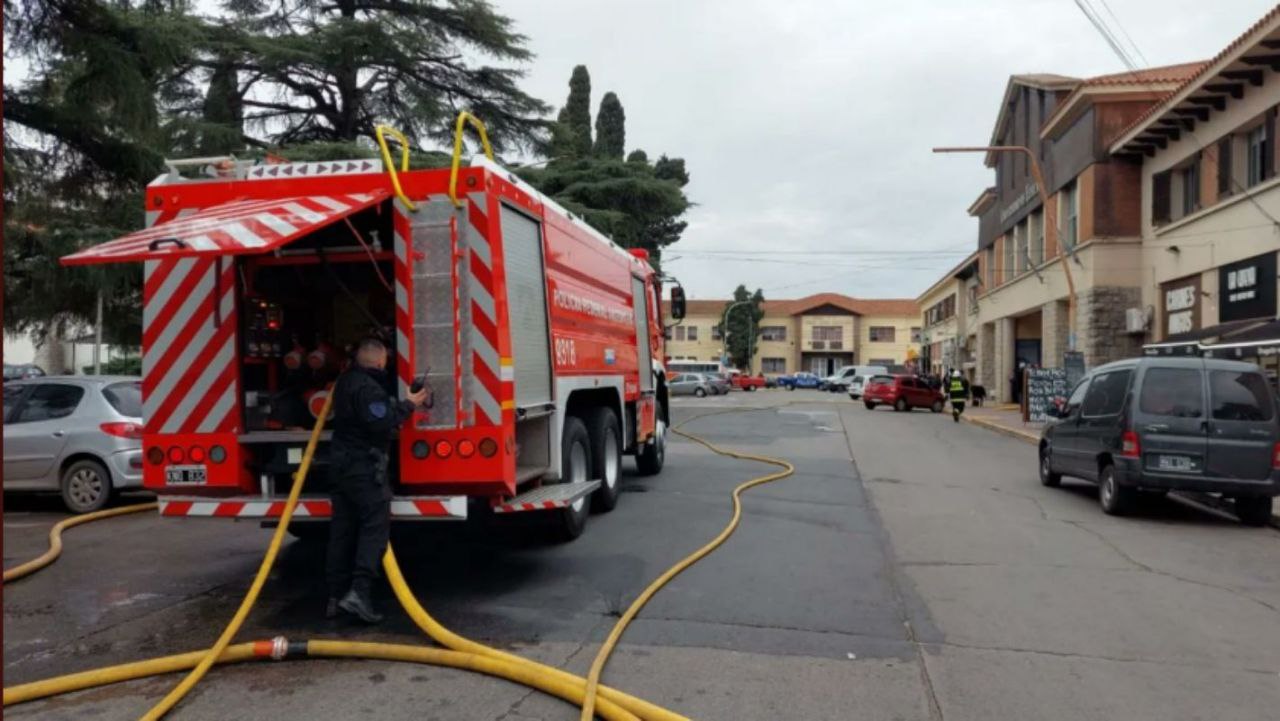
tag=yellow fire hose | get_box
[4,400,799,720]
[577,409,796,720]
[3,502,158,583]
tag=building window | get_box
[813,326,842,340]
[711,325,722,340]
[869,326,895,343]
[1059,180,1078,251]
[1002,233,1015,283]
[762,357,787,373]
[910,327,922,343]
[663,327,672,340]
[967,283,979,312]
[1180,160,1200,216]
[674,326,686,341]
[1247,125,1266,187]
[985,246,996,287]
[1030,210,1044,266]
[1016,219,1029,272]
[686,325,698,341]
[760,325,787,341]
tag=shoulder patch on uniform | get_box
[368,401,388,419]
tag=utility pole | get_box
[932,145,1078,352]
[721,300,756,373]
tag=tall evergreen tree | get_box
[593,91,625,159]
[719,286,766,371]
[551,64,592,158]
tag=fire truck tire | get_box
[635,417,666,477]
[60,459,113,514]
[587,407,622,513]
[551,417,592,542]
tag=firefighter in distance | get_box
[948,369,970,423]
[326,337,430,623]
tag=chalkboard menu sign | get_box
[1025,368,1068,423]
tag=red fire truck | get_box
[61,123,683,540]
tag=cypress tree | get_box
[560,65,593,157]
[593,92,625,159]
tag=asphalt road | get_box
[4,390,1279,719]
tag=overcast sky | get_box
[501,0,1277,301]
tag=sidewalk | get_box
[961,403,1280,528]
[962,403,1042,444]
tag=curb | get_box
[961,414,1039,445]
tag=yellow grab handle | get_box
[449,111,495,208]
[375,124,416,212]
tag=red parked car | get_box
[729,371,766,392]
[862,374,945,413]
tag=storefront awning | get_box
[1142,318,1271,356]
[60,191,390,266]
[1201,318,1280,359]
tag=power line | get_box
[1096,0,1150,66]
[1069,0,1280,231]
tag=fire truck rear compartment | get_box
[235,205,398,495]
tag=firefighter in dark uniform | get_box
[948,369,970,423]
[325,337,428,623]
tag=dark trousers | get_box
[325,456,391,599]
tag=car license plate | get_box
[165,465,208,485]
[1155,455,1194,472]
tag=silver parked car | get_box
[669,373,712,397]
[704,372,733,395]
[3,376,144,512]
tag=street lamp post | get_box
[721,301,756,373]
[932,145,1078,352]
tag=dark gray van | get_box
[1039,357,1278,525]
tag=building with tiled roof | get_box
[660,293,920,375]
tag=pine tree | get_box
[719,287,766,371]
[593,92,625,159]
[220,0,550,149]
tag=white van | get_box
[827,365,888,394]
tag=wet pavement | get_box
[4,390,1279,719]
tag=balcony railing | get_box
[810,340,826,350]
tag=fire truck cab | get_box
[62,138,677,541]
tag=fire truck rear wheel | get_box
[551,416,592,542]
[635,417,666,476]
[587,407,622,513]
[60,459,113,514]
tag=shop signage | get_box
[999,182,1039,224]
[1161,274,1201,337]
[1219,252,1277,322]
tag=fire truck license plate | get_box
[165,465,208,485]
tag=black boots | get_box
[337,589,384,624]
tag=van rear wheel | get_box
[1235,496,1274,527]
[1098,464,1134,516]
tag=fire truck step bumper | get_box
[492,480,602,514]
[157,496,468,521]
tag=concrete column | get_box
[978,322,996,398]
[1041,299,1069,368]
[993,317,1015,404]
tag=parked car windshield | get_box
[1139,368,1203,418]
[103,381,144,417]
[1209,370,1274,422]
